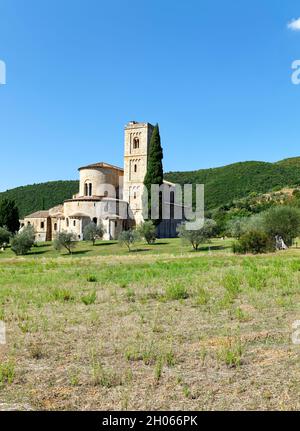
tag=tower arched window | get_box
[133,137,139,149]
[134,164,137,173]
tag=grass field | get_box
[1,238,300,410]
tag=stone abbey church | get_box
[22,122,182,241]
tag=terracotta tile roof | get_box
[78,162,124,172]
[24,210,49,219]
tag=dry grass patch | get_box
[0,240,300,409]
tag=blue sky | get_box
[1,0,300,191]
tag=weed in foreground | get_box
[87,275,97,283]
[0,361,15,387]
[52,287,74,302]
[217,337,244,368]
[81,290,97,305]
[90,349,122,387]
[165,284,189,300]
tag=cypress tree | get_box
[0,199,20,233]
[143,124,164,221]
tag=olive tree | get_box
[138,221,156,244]
[54,231,76,254]
[177,219,217,251]
[83,221,105,245]
[118,229,140,252]
[226,218,248,239]
[11,225,35,256]
[262,206,300,247]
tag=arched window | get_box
[73,220,76,227]
[84,182,92,196]
[93,217,97,224]
[41,221,44,229]
[54,223,57,231]
[133,137,139,149]
[134,164,137,173]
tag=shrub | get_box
[53,231,76,254]
[233,230,275,254]
[177,219,216,250]
[118,229,140,251]
[138,221,156,244]
[83,221,105,245]
[0,227,10,248]
[262,206,300,247]
[10,225,35,255]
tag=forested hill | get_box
[1,157,300,217]
[0,181,79,218]
[164,158,300,209]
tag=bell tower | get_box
[123,121,154,224]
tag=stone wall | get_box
[79,167,123,198]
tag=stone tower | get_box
[123,121,154,224]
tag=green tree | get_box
[0,227,10,248]
[0,199,20,233]
[83,221,105,245]
[11,225,35,255]
[138,221,156,244]
[262,205,300,247]
[143,124,163,221]
[177,219,216,251]
[53,231,76,254]
[118,229,140,252]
